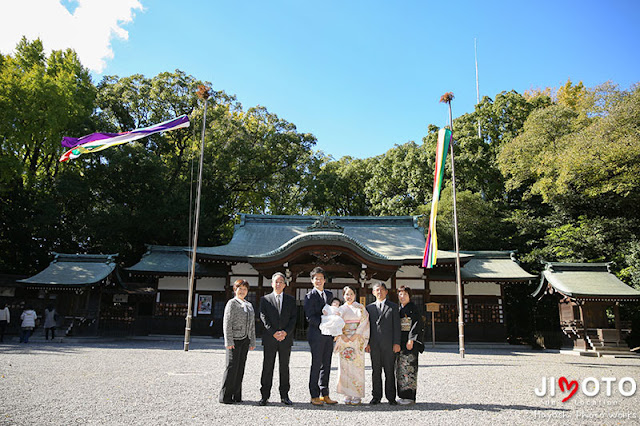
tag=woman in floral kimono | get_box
[334,286,369,405]
[395,286,424,405]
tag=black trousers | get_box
[219,337,250,403]
[308,333,333,398]
[370,343,397,401]
[0,320,7,342]
[45,327,56,340]
[260,339,292,399]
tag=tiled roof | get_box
[197,214,446,263]
[18,253,118,286]
[127,245,228,276]
[533,262,640,300]
[460,251,536,282]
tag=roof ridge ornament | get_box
[254,232,390,261]
[606,262,614,273]
[307,213,344,232]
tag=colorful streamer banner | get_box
[59,115,190,162]
[422,128,452,268]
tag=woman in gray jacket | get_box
[219,279,256,404]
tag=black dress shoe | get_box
[220,400,234,405]
[281,397,293,405]
[370,398,381,405]
[388,399,398,405]
[258,398,268,406]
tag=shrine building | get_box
[533,262,640,354]
[128,213,536,341]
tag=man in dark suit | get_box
[259,272,297,406]
[303,266,338,406]
[366,282,401,405]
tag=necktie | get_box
[321,291,326,304]
[276,294,281,314]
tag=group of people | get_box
[218,266,425,406]
[0,303,59,343]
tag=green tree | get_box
[89,72,317,260]
[223,105,317,216]
[0,38,95,273]
[619,240,640,290]
[499,84,640,217]
[419,187,512,251]
[497,104,579,200]
[529,216,637,265]
[551,85,640,217]
[0,37,95,186]
[498,82,640,305]
[365,141,434,216]
[444,91,552,201]
[304,154,374,216]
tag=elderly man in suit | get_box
[259,272,297,406]
[365,282,401,405]
[303,266,338,406]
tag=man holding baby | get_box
[303,266,339,406]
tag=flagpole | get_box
[475,38,481,139]
[440,92,465,358]
[184,85,211,351]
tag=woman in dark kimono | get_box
[395,286,424,405]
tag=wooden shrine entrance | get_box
[250,243,403,339]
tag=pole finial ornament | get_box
[196,85,211,101]
[440,92,454,104]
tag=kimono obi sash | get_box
[343,321,359,337]
[401,316,412,332]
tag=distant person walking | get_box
[19,305,37,344]
[43,305,58,340]
[0,303,10,342]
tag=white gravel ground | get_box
[1,338,640,425]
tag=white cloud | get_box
[0,0,143,73]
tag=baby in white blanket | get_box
[319,298,345,336]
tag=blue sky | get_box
[2,0,639,159]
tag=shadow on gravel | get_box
[426,349,539,356]
[0,341,224,352]
[415,363,516,368]
[321,364,515,371]
[0,344,82,355]
[284,401,569,413]
[566,362,640,368]
[0,340,301,352]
